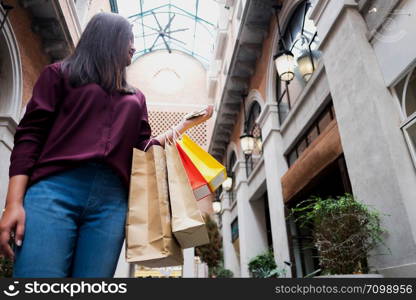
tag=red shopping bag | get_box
[176,142,211,201]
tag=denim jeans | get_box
[12,160,128,278]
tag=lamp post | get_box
[213,201,222,214]
[222,176,233,192]
[274,49,295,82]
[239,133,255,155]
[272,5,296,84]
[296,50,314,81]
[297,32,318,82]
[239,94,255,156]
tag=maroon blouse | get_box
[9,62,161,191]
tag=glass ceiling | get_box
[116,0,219,67]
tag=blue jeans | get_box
[12,161,128,278]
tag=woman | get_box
[0,12,213,277]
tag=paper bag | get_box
[176,134,227,192]
[176,142,211,201]
[126,145,183,267]
[165,140,209,249]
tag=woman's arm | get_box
[155,104,214,147]
[0,176,28,259]
[0,63,63,259]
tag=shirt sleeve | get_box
[135,93,162,151]
[9,64,63,178]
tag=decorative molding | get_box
[0,115,18,150]
[233,160,248,192]
[0,5,23,125]
[309,0,331,25]
[214,30,228,60]
[247,89,265,109]
[56,0,82,46]
[278,0,305,33]
[314,1,359,49]
[257,103,281,149]
[257,102,278,130]
[247,156,265,186]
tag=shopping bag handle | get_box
[171,126,182,141]
[144,138,155,152]
[165,128,174,145]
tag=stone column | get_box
[220,191,241,277]
[0,117,17,211]
[258,103,292,277]
[313,0,416,276]
[234,161,269,277]
[114,241,131,277]
[182,248,196,277]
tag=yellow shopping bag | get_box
[176,133,227,192]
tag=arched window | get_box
[395,67,416,167]
[276,0,320,124]
[228,151,237,206]
[245,101,262,177]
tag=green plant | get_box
[290,193,387,275]
[195,214,223,273]
[248,249,286,278]
[211,265,234,278]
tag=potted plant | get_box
[248,249,287,278]
[211,264,234,278]
[290,193,387,277]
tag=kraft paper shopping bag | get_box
[126,144,183,267]
[165,138,209,249]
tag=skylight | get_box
[116,0,219,67]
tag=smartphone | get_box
[184,108,207,120]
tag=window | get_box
[276,0,321,124]
[245,101,263,177]
[231,217,239,242]
[285,102,335,168]
[228,151,237,206]
[395,67,416,166]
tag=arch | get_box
[247,102,262,133]
[240,89,264,135]
[266,0,319,124]
[225,141,241,168]
[279,0,306,36]
[246,89,265,111]
[265,0,303,106]
[228,151,237,175]
[0,5,23,123]
[402,66,416,118]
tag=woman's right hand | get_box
[0,202,26,259]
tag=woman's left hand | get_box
[182,104,214,129]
